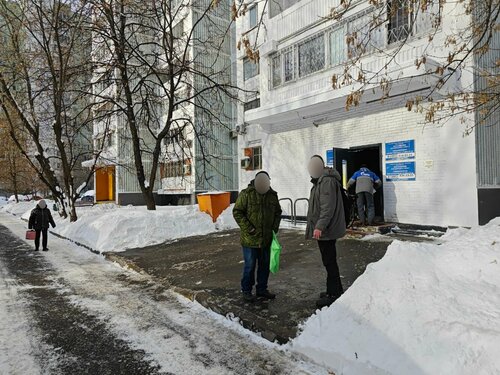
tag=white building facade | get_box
[235,0,499,227]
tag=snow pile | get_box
[1,201,40,216]
[215,204,238,231]
[51,204,234,253]
[291,218,500,375]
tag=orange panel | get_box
[197,192,230,222]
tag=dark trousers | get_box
[317,240,344,297]
[35,228,48,250]
[241,246,270,293]
[357,192,375,224]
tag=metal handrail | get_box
[293,198,309,226]
[278,198,294,221]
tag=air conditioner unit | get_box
[240,157,251,169]
[235,123,247,135]
[230,130,238,139]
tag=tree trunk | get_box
[69,200,77,222]
[144,189,156,210]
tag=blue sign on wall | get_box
[386,161,416,181]
[326,149,334,167]
[385,140,415,160]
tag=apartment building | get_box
[235,0,499,227]
[89,0,237,205]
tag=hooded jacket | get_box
[306,168,346,241]
[28,203,56,231]
[233,180,282,249]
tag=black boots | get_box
[316,293,341,308]
[242,290,276,302]
[242,292,256,302]
[256,290,276,300]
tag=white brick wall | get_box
[238,105,478,227]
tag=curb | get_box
[102,251,288,343]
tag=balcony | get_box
[244,1,448,131]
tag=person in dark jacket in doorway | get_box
[28,199,56,251]
[306,155,346,308]
[233,171,282,302]
[347,165,382,226]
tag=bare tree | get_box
[0,0,107,221]
[88,0,240,209]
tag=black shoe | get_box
[34,248,39,251]
[319,291,328,298]
[316,294,339,309]
[256,290,276,300]
[42,248,49,252]
[242,292,256,302]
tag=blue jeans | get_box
[241,247,270,293]
[357,192,375,224]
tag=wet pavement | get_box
[0,224,161,374]
[0,215,325,375]
[107,229,394,343]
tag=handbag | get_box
[25,230,36,240]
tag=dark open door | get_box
[333,145,385,222]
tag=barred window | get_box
[388,0,412,44]
[283,49,294,82]
[271,54,282,87]
[298,34,325,77]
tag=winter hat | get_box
[38,199,47,209]
[255,171,270,179]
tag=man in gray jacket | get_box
[306,155,346,308]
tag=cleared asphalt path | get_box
[0,213,323,375]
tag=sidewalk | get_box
[106,229,393,343]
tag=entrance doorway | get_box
[333,144,384,222]
[96,166,116,202]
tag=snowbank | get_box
[1,201,40,216]
[2,202,238,253]
[215,204,238,230]
[291,218,500,375]
[52,204,240,253]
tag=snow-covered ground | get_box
[4,200,500,374]
[0,212,322,374]
[291,218,500,375]
[2,201,238,253]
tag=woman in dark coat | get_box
[28,199,56,251]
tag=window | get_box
[329,26,346,66]
[244,146,262,170]
[252,146,262,170]
[298,34,325,77]
[283,49,294,82]
[388,0,412,44]
[249,5,258,29]
[271,54,282,87]
[160,159,192,178]
[243,58,259,81]
[244,98,260,111]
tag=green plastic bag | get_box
[270,231,282,274]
